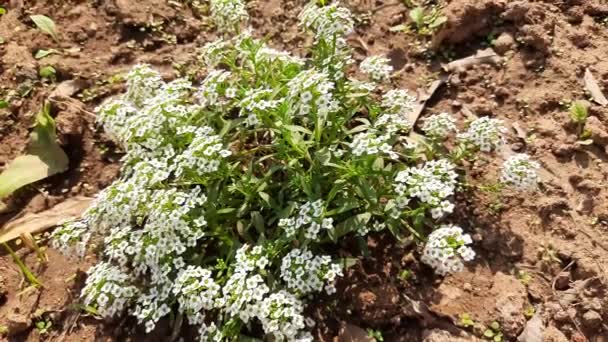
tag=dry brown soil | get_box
[1,0,608,341]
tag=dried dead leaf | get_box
[517,308,543,342]
[584,68,608,106]
[0,103,69,199]
[0,196,92,243]
[443,48,501,73]
[407,77,446,131]
[50,79,87,99]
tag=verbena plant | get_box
[51,1,539,340]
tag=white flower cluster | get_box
[174,127,232,178]
[234,244,270,273]
[501,154,540,190]
[280,248,343,295]
[298,2,354,43]
[287,69,338,118]
[81,262,138,318]
[458,117,506,152]
[278,200,334,240]
[421,112,457,139]
[382,89,416,116]
[173,266,221,325]
[50,220,91,257]
[394,160,458,219]
[374,112,412,135]
[196,70,233,108]
[350,132,398,159]
[124,64,164,107]
[209,0,248,33]
[421,225,475,276]
[259,291,307,341]
[218,271,270,323]
[360,55,393,82]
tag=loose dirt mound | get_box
[1,0,608,340]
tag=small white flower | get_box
[501,154,540,190]
[421,225,475,276]
[360,55,393,82]
[458,116,507,152]
[422,112,457,139]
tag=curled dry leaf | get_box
[0,196,93,243]
[583,68,608,106]
[407,77,446,131]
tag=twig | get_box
[443,48,501,73]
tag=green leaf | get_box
[217,207,236,214]
[331,212,371,241]
[429,15,447,29]
[284,124,313,135]
[0,100,8,109]
[258,192,271,207]
[490,321,500,330]
[34,49,59,59]
[0,7,6,15]
[39,65,56,79]
[30,15,59,41]
[409,7,425,27]
[484,329,495,338]
[251,211,265,234]
[0,103,69,199]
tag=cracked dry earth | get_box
[1,0,608,341]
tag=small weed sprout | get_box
[51,0,542,340]
[458,313,475,328]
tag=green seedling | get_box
[399,269,413,282]
[459,313,475,328]
[524,305,535,318]
[35,319,52,335]
[517,270,532,286]
[483,321,503,341]
[39,65,56,81]
[367,329,384,342]
[30,15,59,42]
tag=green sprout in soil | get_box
[398,269,413,282]
[458,313,475,328]
[390,4,447,38]
[568,100,591,140]
[483,321,503,342]
[523,305,535,319]
[39,65,56,82]
[367,328,384,342]
[517,270,532,286]
[35,319,52,335]
[30,14,59,42]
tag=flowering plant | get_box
[51,0,540,340]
